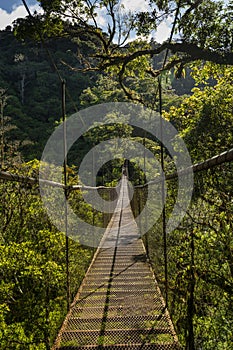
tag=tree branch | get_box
[99,42,233,71]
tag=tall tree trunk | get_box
[20,73,26,105]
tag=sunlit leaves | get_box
[165,62,233,161]
[0,160,94,348]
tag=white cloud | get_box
[0,4,41,30]
[153,20,171,43]
[119,1,171,44]
[95,8,107,27]
[120,0,150,12]
[0,2,171,44]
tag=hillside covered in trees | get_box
[0,26,195,164]
[0,26,98,162]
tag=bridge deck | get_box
[53,176,180,349]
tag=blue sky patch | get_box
[0,0,37,13]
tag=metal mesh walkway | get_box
[52,176,180,349]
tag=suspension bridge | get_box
[51,173,180,349]
[0,148,232,349]
[6,2,231,347]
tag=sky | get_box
[0,0,170,43]
[0,0,39,28]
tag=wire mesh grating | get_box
[52,176,180,349]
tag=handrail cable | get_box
[135,147,233,188]
[1,148,232,187]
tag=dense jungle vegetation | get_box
[0,0,233,349]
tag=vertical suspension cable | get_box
[92,148,96,253]
[158,77,168,307]
[62,81,70,311]
[21,0,83,119]
[187,224,195,350]
[155,0,181,310]
[143,136,149,255]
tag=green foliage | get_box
[165,63,233,161]
[0,27,96,160]
[0,160,94,349]
[1,3,233,349]
[142,162,232,349]
[127,61,233,349]
[12,0,233,103]
[80,75,127,107]
[179,0,233,52]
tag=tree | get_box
[14,0,233,104]
[0,89,8,168]
[0,89,23,169]
[0,160,94,349]
[164,62,233,161]
[0,27,98,160]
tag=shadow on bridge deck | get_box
[52,176,180,350]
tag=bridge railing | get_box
[131,149,233,349]
[0,149,232,349]
[0,169,105,348]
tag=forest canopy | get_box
[14,0,233,103]
[16,0,233,67]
